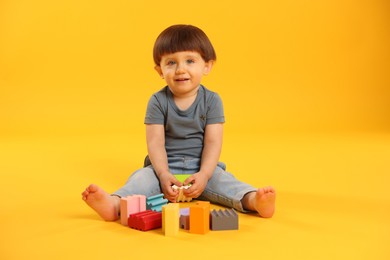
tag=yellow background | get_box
[0,0,389,259]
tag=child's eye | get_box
[186,59,195,64]
[167,61,176,65]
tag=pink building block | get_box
[120,195,146,226]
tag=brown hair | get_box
[153,24,216,66]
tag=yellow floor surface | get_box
[1,133,389,259]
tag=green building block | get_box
[174,174,192,183]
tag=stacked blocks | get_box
[146,194,168,212]
[162,203,180,236]
[210,209,238,230]
[128,210,162,231]
[189,201,210,234]
[120,195,146,226]
[173,174,193,202]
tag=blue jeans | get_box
[113,157,257,212]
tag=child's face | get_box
[155,51,213,98]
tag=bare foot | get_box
[242,186,276,218]
[81,184,120,221]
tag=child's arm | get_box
[183,123,223,198]
[146,124,181,202]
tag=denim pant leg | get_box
[112,166,162,198]
[113,157,198,198]
[198,165,257,213]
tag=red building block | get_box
[128,210,162,231]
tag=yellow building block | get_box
[189,201,210,234]
[162,203,180,236]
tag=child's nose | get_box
[175,63,186,74]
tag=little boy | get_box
[82,24,275,221]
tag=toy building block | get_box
[189,201,210,234]
[179,208,190,230]
[146,194,168,212]
[162,203,180,236]
[128,210,162,231]
[120,195,146,226]
[174,174,192,183]
[210,209,238,231]
[195,201,211,212]
[172,174,193,202]
[172,185,192,202]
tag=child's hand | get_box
[182,172,208,198]
[159,172,182,202]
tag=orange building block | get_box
[195,201,210,212]
[189,201,210,234]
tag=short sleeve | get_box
[206,92,225,124]
[144,95,165,125]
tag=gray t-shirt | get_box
[144,85,225,159]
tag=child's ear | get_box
[203,60,214,75]
[154,65,163,78]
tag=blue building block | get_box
[146,194,168,212]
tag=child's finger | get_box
[183,184,199,198]
[163,189,178,202]
[171,178,182,187]
[183,176,195,186]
